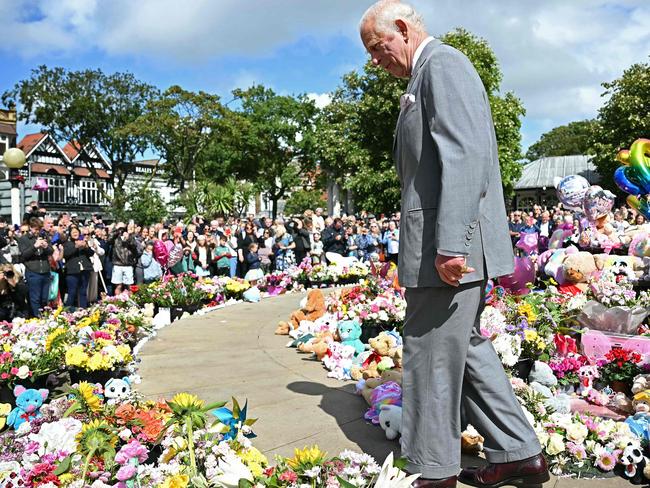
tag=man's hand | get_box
[435,255,475,287]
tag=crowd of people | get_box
[0,203,406,319]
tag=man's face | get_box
[361,20,410,78]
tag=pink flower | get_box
[595,452,617,471]
[279,470,298,483]
[115,439,149,465]
[116,464,137,481]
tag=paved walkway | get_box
[138,291,626,488]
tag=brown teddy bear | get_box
[297,330,338,360]
[561,251,599,293]
[350,332,403,380]
[275,289,326,335]
[358,369,403,405]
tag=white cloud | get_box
[307,93,332,109]
[1,0,648,147]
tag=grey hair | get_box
[360,0,426,35]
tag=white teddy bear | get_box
[379,404,402,440]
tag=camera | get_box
[39,230,47,238]
[4,270,14,279]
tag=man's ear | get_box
[395,19,409,40]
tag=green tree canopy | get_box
[2,66,157,208]
[591,61,650,194]
[121,85,225,192]
[526,120,598,161]
[116,185,169,226]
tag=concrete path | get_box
[138,292,627,488]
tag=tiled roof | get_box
[17,133,47,156]
[62,142,81,161]
[0,123,16,135]
[515,155,601,190]
[72,167,110,179]
[30,163,70,175]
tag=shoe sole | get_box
[460,471,550,488]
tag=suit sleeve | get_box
[422,47,494,255]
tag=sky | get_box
[0,0,649,153]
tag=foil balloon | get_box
[614,166,647,195]
[31,177,48,192]
[582,185,615,222]
[554,175,590,211]
[515,232,538,256]
[498,257,535,295]
[628,195,650,221]
[629,232,650,257]
[614,139,650,216]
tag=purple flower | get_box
[116,464,137,481]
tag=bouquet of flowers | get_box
[597,348,644,389]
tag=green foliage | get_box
[591,61,650,194]
[174,177,255,219]
[526,120,598,161]
[121,85,225,192]
[284,189,327,216]
[2,66,157,206]
[211,85,318,217]
[115,185,169,226]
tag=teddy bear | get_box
[625,390,650,441]
[322,342,357,381]
[297,330,338,360]
[632,374,650,395]
[528,361,571,414]
[356,369,403,405]
[337,319,365,355]
[7,385,49,429]
[561,251,599,293]
[350,331,402,380]
[275,289,326,335]
[379,404,402,440]
[594,255,644,283]
[104,377,131,404]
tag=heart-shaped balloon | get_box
[555,175,590,211]
[498,257,535,295]
[582,185,615,222]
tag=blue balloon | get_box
[614,166,644,195]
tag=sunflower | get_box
[76,419,118,453]
[45,327,67,351]
[169,393,204,412]
[77,381,102,413]
[286,445,327,470]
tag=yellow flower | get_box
[65,345,89,367]
[45,327,66,351]
[536,339,547,351]
[170,392,204,410]
[238,447,268,477]
[2,343,10,352]
[0,403,11,430]
[76,419,117,451]
[78,382,102,412]
[286,445,327,470]
[158,474,190,488]
[117,344,132,361]
[53,305,63,318]
[518,303,537,323]
[58,473,74,485]
[87,353,104,371]
[523,329,538,342]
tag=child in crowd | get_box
[212,235,232,277]
[140,241,163,284]
[244,242,264,283]
[310,232,324,264]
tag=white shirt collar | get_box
[411,36,435,75]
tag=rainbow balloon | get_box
[614,139,650,219]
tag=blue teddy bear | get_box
[7,385,49,429]
[337,319,365,355]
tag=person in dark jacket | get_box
[109,224,138,294]
[321,218,347,257]
[18,218,53,317]
[290,218,311,266]
[0,264,30,320]
[63,226,94,308]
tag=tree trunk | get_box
[271,198,278,220]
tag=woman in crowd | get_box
[310,231,324,264]
[346,225,359,259]
[273,225,295,271]
[383,220,399,264]
[63,226,94,309]
[87,229,106,303]
[194,235,212,277]
[140,241,163,283]
[291,218,311,266]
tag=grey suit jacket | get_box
[394,39,514,288]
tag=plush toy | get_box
[561,252,599,293]
[632,374,650,395]
[365,380,402,424]
[297,331,337,360]
[7,385,49,429]
[357,369,403,406]
[528,361,571,414]
[543,246,579,284]
[615,442,649,484]
[104,377,131,404]
[594,255,644,283]
[611,392,634,414]
[275,289,326,335]
[337,319,365,355]
[322,342,357,381]
[461,425,485,454]
[243,286,261,303]
[350,331,402,380]
[378,404,402,440]
[576,365,600,396]
[625,390,650,441]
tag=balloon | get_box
[167,244,183,269]
[582,185,615,222]
[516,232,538,256]
[31,177,48,192]
[626,139,650,192]
[498,257,535,295]
[153,240,169,267]
[614,166,646,195]
[548,228,572,249]
[628,195,650,220]
[629,232,650,257]
[555,175,590,211]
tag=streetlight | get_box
[3,147,27,226]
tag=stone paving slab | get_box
[138,292,630,488]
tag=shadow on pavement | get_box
[287,380,487,469]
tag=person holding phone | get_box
[18,218,54,317]
[63,226,94,308]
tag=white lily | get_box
[374,452,420,488]
[211,453,253,488]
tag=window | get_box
[0,140,7,155]
[40,176,67,204]
[78,179,110,206]
[518,196,537,213]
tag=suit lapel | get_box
[393,39,442,157]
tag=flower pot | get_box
[69,369,128,386]
[512,358,535,379]
[170,307,184,322]
[0,385,15,407]
[183,304,201,315]
[609,380,631,396]
[153,308,171,329]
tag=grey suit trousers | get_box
[401,282,541,478]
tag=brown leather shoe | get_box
[458,453,550,487]
[411,475,457,488]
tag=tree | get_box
[116,185,169,226]
[313,28,526,213]
[215,85,318,218]
[284,189,327,216]
[174,177,257,219]
[525,120,598,161]
[2,66,157,209]
[122,85,225,192]
[591,61,650,194]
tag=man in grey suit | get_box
[359,2,549,488]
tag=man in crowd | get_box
[321,217,347,256]
[359,2,547,487]
[508,211,524,246]
[109,224,138,294]
[18,217,53,317]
